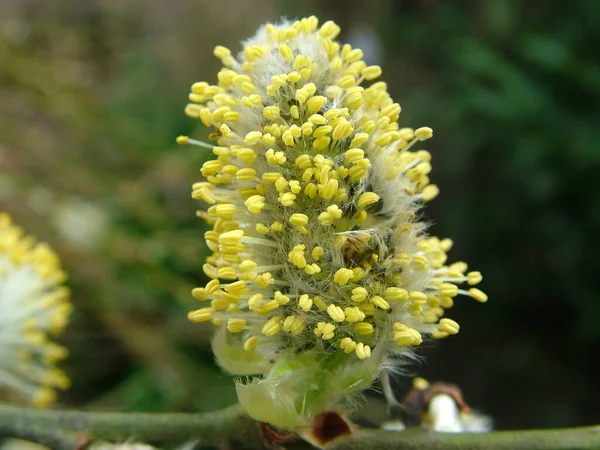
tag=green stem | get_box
[0,403,260,450]
[1,402,599,450]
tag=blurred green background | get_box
[1,0,599,431]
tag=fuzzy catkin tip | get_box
[181,16,486,429]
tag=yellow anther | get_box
[191,81,208,94]
[205,279,221,294]
[289,213,309,227]
[383,287,408,302]
[285,71,300,83]
[288,245,307,269]
[282,130,295,146]
[224,109,240,122]
[468,271,483,285]
[289,180,302,194]
[340,337,356,354]
[411,254,429,270]
[243,336,258,352]
[313,295,327,310]
[355,342,371,360]
[176,135,189,145]
[357,192,380,209]
[432,330,449,340]
[362,65,382,80]
[351,267,366,281]
[332,120,354,140]
[327,304,346,322]
[227,319,246,333]
[295,154,312,169]
[394,328,422,347]
[351,287,368,302]
[311,246,324,261]
[314,322,336,340]
[344,306,366,323]
[279,43,294,61]
[313,125,333,139]
[439,318,460,335]
[313,136,332,150]
[308,114,327,125]
[255,273,274,288]
[337,74,356,89]
[369,295,389,310]
[440,296,454,308]
[244,195,266,214]
[245,45,266,62]
[409,291,428,304]
[362,119,376,134]
[278,192,296,206]
[299,294,313,312]
[217,267,237,279]
[398,127,414,141]
[344,148,364,162]
[274,177,288,192]
[262,172,283,184]
[192,183,216,204]
[468,288,488,302]
[293,54,306,70]
[304,263,321,274]
[283,315,306,335]
[188,307,213,323]
[221,164,239,176]
[213,45,233,66]
[218,229,244,246]
[239,260,257,272]
[192,287,208,301]
[375,132,393,146]
[225,280,246,295]
[302,122,314,136]
[421,184,439,201]
[236,148,257,164]
[244,131,263,145]
[267,292,287,307]
[333,268,353,285]
[318,204,342,225]
[350,132,369,147]
[319,21,341,39]
[271,221,284,232]
[212,297,231,311]
[262,317,282,337]
[236,168,256,181]
[355,322,374,335]
[265,149,287,165]
[263,106,281,120]
[255,299,281,314]
[393,322,407,332]
[307,95,328,113]
[295,87,310,104]
[320,179,338,200]
[412,377,430,390]
[380,103,401,121]
[439,283,459,297]
[415,127,433,141]
[203,263,219,279]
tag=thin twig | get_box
[1,403,600,450]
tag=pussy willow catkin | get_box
[0,213,71,407]
[179,16,486,429]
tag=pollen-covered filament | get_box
[182,16,485,367]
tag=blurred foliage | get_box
[0,0,598,434]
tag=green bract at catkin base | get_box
[179,16,487,433]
